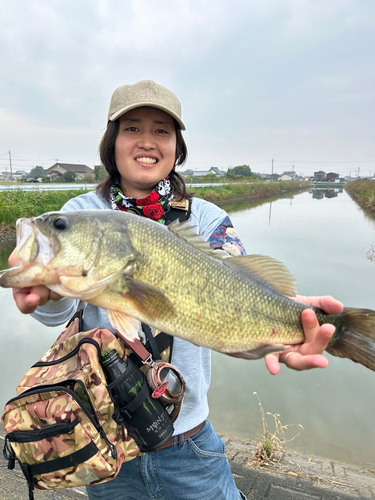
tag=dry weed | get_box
[249,392,303,468]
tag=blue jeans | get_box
[87,421,246,499]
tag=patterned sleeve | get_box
[207,216,247,257]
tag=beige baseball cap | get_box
[107,80,186,130]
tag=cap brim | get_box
[108,102,186,130]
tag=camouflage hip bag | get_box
[2,319,140,499]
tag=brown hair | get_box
[96,118,191,201]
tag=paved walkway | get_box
[1,430,374,499]
[223,433,375,499]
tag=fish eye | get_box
[53,216,70,231]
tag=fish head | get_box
[0,210,137,299]
[0,215,60,288]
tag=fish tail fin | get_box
[326,308,375,371]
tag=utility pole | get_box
[8,151,13,182]
[271,158,274,179]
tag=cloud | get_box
[0,108,101,171]
[0,0,374,175]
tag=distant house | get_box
[181,167,226,178]
[278,170,297,182]
[313,171,326,182]
[282,170,296,178]
[279,174,293,182]
[1,170,28,181]
[46,163,94,181]
[14,170,28,178]
[326,172,339,182]
[259,173,280,181]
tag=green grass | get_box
[0,189,88,230]
[345,180,375,212]
[192,181,308,203]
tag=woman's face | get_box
[115,106,177,198]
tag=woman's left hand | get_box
[265,295,344,375]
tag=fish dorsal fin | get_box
[167,219,215,256]
[225,254,298,297]
[167,221,297,296]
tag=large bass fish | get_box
[1,210,375,371]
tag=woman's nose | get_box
[137,132,156,150]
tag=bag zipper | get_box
[7,420,79,443]
[3,420,79,470]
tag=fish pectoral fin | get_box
[107,310,141,342]
[125,277,175,322]
[223,344,291,360]
[224,255,298,297]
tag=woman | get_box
[10,80,343,500]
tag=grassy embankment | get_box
[0,189,88,240]
[191,180,307,205]
[345,179,375,262]
[0,181,308,237]
[345,179,375,212]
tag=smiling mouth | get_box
[135,157,158,165]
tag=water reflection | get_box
[311,188,344,199]
[218,191,300,214]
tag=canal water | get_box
[0,188,374,469]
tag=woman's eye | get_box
[156,129,168,134]
[125,127,138,132]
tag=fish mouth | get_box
[16,218,36,256]
[14,217,59,267]
[11,218,39,265]
[0,218,45,287]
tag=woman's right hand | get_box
[12,286,62,314]
[9,252,62,314]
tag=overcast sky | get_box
[0,0,374,177]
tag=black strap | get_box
[19,440,98,482]
[155,332,174,356]
[142,324,162,359]
[164,200,191,225]
[106,367,132,393]
[128,332,174,369]
[119,380,150,416]
[65,307,84,331]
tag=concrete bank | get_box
[1,428,374,500]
